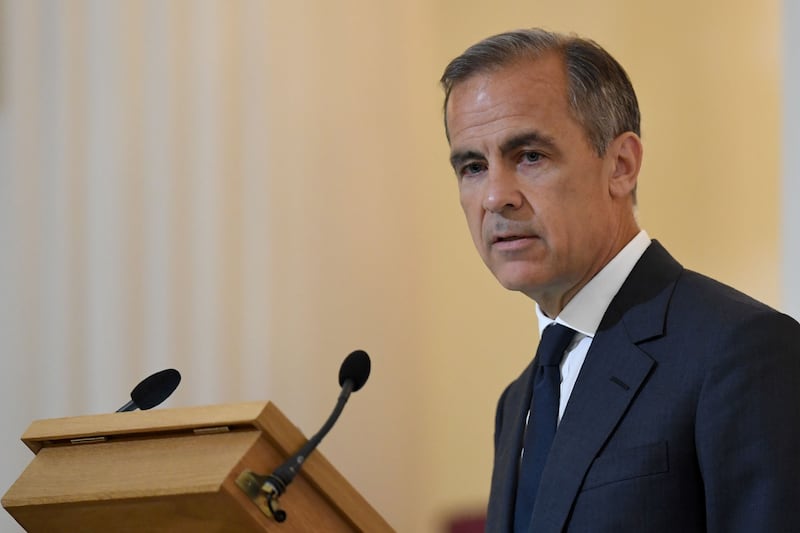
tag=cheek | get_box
[460,193,484,237]
[463,210,485,250]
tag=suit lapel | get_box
[528,241,682,532]
[529,332,654,532]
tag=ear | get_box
[607,132,643,199]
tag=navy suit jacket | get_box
[487,241,800,532]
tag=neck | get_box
[533,223,640,318]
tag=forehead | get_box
[445,54,574,147]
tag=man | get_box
[440,29,800,532]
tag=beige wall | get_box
[0,2,782,533]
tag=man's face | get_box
[445,53,634,314]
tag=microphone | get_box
[338,349,371,392]
[235,349,371,523]
[116,368,182,412]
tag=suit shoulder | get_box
[674,269,790,324]
[667,269,800,369]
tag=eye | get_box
[460,161,486,177]
[522,151,542,164]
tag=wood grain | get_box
[3,401,395,532]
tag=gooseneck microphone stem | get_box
[116,400,137,413]
[235,349,371,524]
[266,379,355,495]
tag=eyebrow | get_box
[449,130,558,170]
[449,150,485,170]
[500,131,558,155]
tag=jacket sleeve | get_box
[695,310,800,532]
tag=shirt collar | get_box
[536,230,652,338]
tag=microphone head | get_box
[131,368,182,410]
[338,350,370,392]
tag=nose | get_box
[482,167,523,213]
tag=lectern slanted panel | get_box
[2,401,393,532]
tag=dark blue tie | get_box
[513,323,575,533]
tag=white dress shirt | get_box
[536,230,652,423]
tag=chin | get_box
[493,269,547,295]
[485,253,551,290]
[499,279,538,295]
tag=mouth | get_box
[492,234,536,244]
[489,233,540,252]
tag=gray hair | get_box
[440,28,640,156]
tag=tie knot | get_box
[536,323,575,367]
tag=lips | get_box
[489,233,540,253]
[493,234,529,244]
[484,219,540,249]
[491,233,537,244]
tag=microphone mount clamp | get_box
[235,471,287,522]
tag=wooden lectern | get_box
[2,402,394,532]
